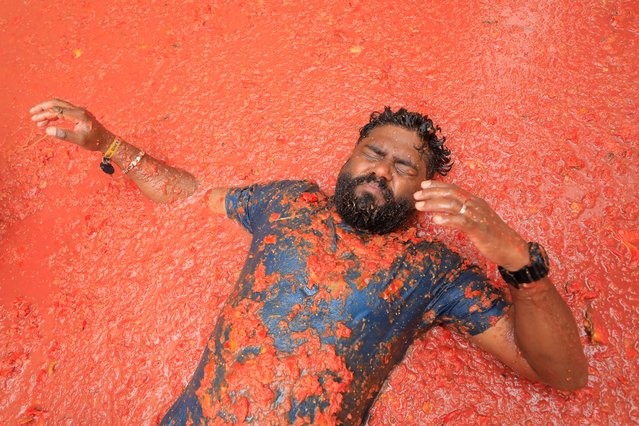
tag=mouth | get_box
[356,181,385,204]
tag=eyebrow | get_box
[366,145,419,171]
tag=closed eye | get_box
[364,152,381,160]
[395,163,415,176]
[364,144,419,176]
[364,146,384,160]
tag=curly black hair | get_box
[358,107,452,179]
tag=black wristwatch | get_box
[498,242,549,288]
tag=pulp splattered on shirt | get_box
[162,180,507,425]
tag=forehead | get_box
[357,125,425,160]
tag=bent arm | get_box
[413,181,587,390]
[470,278,588,390]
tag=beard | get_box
[334,171,415,234]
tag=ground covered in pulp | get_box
[1,0,637,424]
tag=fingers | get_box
[413,180,481,231]
[420,180,461,190]
[413,180,468,202]
[413,181,471,217]
[31,106,88,124]
[415,198,467,214]
[414,187,467,202]
[45,126,82,145]
[31,110,61,123]
[29,98,76,115]
[31,103,90,140]
[36,116,59,127]
[430,213,469,228]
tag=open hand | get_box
[30,99,113,152]
[413,180,530,271]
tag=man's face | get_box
[334,125,429,234]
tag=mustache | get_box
[351,173,393,201]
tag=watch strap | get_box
[499,242,549,288]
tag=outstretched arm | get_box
[30,99,202,205]
[414,180,588,390]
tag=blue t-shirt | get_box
[162,180,508,425]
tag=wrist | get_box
[96,130,116,153]
[501,240,531,271]
[499,242,550,288]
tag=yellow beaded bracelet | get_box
[100,138,122,175]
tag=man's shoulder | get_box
[259,179,325,204]
[273,179,321,195]
[240,179,327,216]
[225,180,326,232]
[230,179,322,202]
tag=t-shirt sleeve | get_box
[225,180,318,233]
[427,246,510,336]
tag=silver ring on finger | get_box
[459,200,468,215]
[54,106,64,117]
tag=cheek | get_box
[394,179,422,201]
[342,157,368,176]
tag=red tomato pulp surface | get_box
[1,0,638,424]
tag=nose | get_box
[371,160,393,182]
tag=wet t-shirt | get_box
[162,180,508,425]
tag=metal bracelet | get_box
[122,150,145,175]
